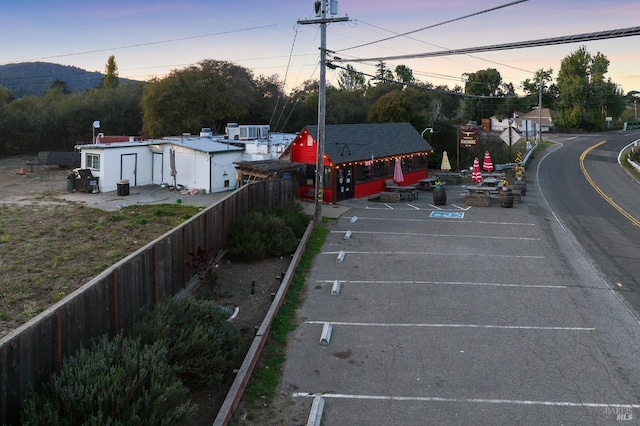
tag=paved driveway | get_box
[277,185,640,425]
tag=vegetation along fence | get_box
[0,178,297,425]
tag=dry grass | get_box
[0,202,202,337]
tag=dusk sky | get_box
[2,0,639,95]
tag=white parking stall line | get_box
[292,392,640,409]
[315,279,568,289]
[330,230,540,241]
[305,321,594,331]
[321,250,545,260]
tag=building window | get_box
[356,162,372,182]
[86,153,100,171]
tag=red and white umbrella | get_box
[393,158,404,183]
[482,150,494,172]
[471,157,483,183]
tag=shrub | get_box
[21,334,194,425]
[227,209,301,261]
[268,203,309,237]
[133,296,241,389]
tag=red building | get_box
[283,123,434,203]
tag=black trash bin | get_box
[117,180,130,196]
[66,173,75,193]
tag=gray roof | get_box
[303,122,433,163]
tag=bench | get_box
[379,191,401,203]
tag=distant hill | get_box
[0,62,140,98]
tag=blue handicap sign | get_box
[430,211,464,219]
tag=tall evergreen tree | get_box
[103,55,119,89]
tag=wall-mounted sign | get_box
[459,127,477,148]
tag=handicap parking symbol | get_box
[430,211,464,219]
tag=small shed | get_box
[234,160,305,185]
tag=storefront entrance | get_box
[335,165,354,201]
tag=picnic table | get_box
[481,177,500,187]
[417,178,438,191]
[385,185,419,201]
[465,185,497,196]
[434,172,462,184]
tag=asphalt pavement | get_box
[274,181,640,425]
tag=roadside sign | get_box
[459,127,477,148]
[500,128,520,146]
[430,211,464,219]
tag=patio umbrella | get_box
[441,151,451,171]
[170,148,177,189]
[482,150,494,172]
[393,158,404,183]
[471,157,483,183]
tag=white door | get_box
[152,152,163,184]
[121,153,137,185]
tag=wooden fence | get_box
[0,178,296,425]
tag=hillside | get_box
[0,62,139,98]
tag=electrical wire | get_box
[336,0,528,53]
[270,25,300,129]
[337,26,640,63]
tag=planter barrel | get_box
[499,187,514,208]
[433,186,446,205]
[514,179,526,195]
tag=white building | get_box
[75,125,296,194]
[76,136,243,193]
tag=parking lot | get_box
[277,184,640,425]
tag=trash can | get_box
[117,180,130,196]
[66,173,75,193]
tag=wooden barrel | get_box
[433,186,446,205]
[499,187,514,208]
[514,179,526,195]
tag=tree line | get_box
[0,47,636,160]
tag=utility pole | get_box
[538,78,543,145]
[298,1,348,223]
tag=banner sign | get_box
[459,127,477,148]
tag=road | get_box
[538,131,640,313]
[270,132,640,425]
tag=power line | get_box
[328,62,518,99]
[337,0,528,52]
[3,24,282,64]
[336,26,640,63]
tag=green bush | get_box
[227,204,308,261]
[133,296,241,389]
[21,334,194,426]
[268,203,309,237]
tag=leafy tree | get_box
[521,68,556,111]
[555,46,625,130]
[48,79,71,94]
[375,60,394,82]
[462,68,503,122]
[103,55,119,89]
[337,64,367,92]
[141,60,264,137]
[395,65,414,85]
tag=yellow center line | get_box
[580,141,640,227]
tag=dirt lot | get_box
[0,155,297,424]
